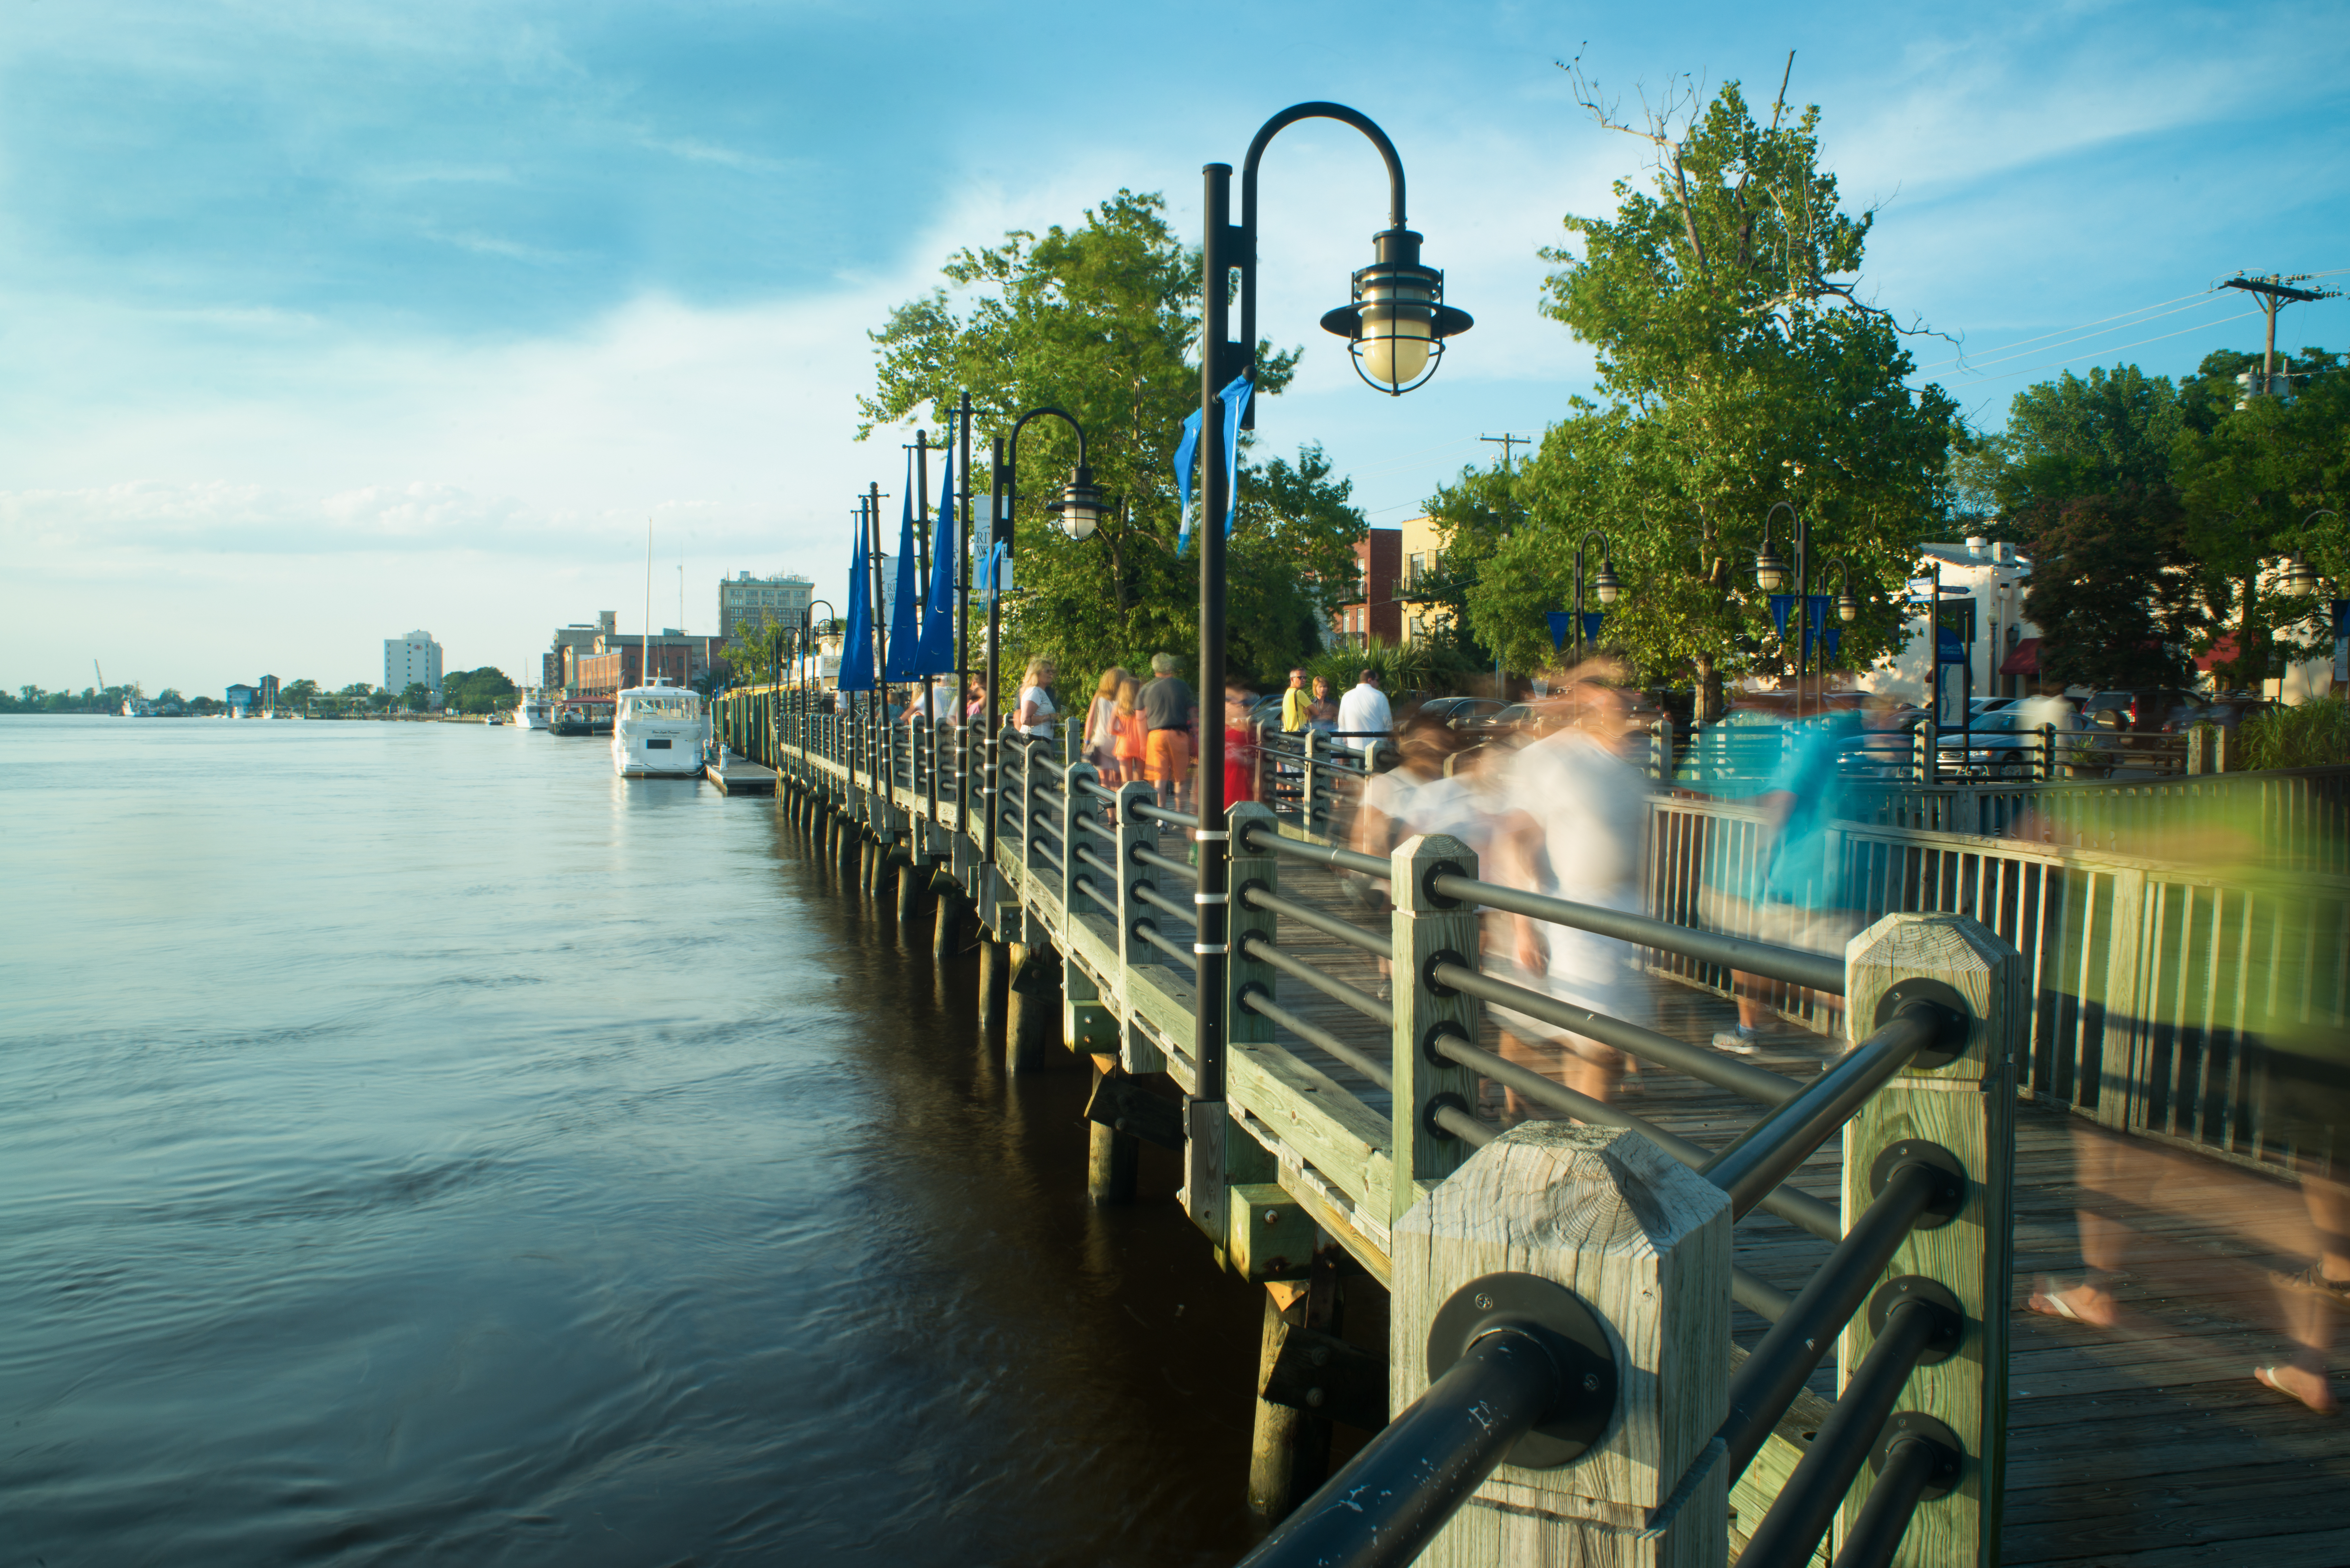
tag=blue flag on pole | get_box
[839,520,875,692]
[1768,593,1797,642]
[1174,370,1255,556]
[1582,611,1605,642]
[911,436,958,675]
[886,458,921,680]
[1545,610,1571,648]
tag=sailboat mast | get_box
[644,518,654,685]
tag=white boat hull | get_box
[610,682,709,779]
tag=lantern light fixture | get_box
[1320,228,1474,396]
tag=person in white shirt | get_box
[1487,662,1652,1114]
[1335,669,1392,761]
[1012,658,1058,740]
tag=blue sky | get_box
[4,0,2346,693]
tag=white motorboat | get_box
[612,680,708,778]
[515,689,552,730]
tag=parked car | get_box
[1935,710,2048,779]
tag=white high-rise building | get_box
[718,572,814,642]
[384,630,445,699]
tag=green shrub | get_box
[2239,695,2350,771]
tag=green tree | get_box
[725,612,792,688]
[1976,365,2184,517]
[442,667,517,714]
[858,189,1361,696]
[2172,346,2350,684]
[1460,72,1956,712]
[281,678,320,714]
[2021,487,2202,691]
[398,681,430,712]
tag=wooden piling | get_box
[1005,942,1061,1073]
[1085,1059,1138,1206]
[976,934,1010,1034]
[932,889,967,964]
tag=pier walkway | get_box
[716,690,2350,1567]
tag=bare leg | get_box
[1562,1037,1624,1106]
[2260,1172,2350,1412]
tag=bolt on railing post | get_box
[1387,1123,1731,1567]
[1114,778,1166,1074]
[1832,912,2020,1565]
[1389,832,1483,1228]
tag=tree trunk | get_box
[1695,651,1725,725]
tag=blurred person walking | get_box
[1085,667,1131,785]
[1487,661,1651,1112]
[1336,669,1391,762]
[1012,659,1058,740]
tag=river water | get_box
[1,716,1263,1566]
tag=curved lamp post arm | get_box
[1239,104,1408,368]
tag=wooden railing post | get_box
[1389,832,1483,1225]
[1392,1122,1731,1567]
[1114,779,1166,1075]
[1837,912,2020,1567]
[1301,729,1322,838]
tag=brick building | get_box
[1333,527,1403,647]
[568,631,726,695]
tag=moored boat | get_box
[612,681,707,779]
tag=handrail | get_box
[1131,920,1199,971]
[1239,883,1394,961]
[1131,801,1201,828]
[1428,960,1803,1107]
[1718,1158,1948,1481]
[1697,1001,1954,1220]
[1073,845,1118,883]
[1133,882,1197,929]
[1239,989,1391,1089]
[1424,1029,1838,1243]
[1239,935,1392,1027]
[1132,845,1200,884]
[1429,873,1846,997]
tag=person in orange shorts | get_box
[1137,652,1196,813]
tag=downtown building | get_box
[718,572,814,642]
[383,631,444,700]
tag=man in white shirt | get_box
[1335,669,1392,761]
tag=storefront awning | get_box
[1998,636,2040,675]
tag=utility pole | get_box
[2219,273,2341,391]
[1480,432,1530,473]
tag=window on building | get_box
[1407,553,1425,589]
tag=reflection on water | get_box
[0,718,1260,1566]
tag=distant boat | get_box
[515,690,552,731]
[121,697,154,717]
[612,680,707,779]
[550,699,613,736]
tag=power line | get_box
[1480,432,1533,473]
[1948,308,2261,387]
[1916,288,2212,372]
[1937,295,2238,374]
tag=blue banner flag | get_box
[1545,610,1571,648]
[1936,627,1967,666]
[1582,611,1605,642]
[1174,371,1254,556]
[1768,593,1797,641]
[1804,594,1830,660]
[886,458,921,680]
[839,521,875,692]
[911,435,958,675]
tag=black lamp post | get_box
[1192,103,1469,1187]
[1570,530,1623,667]
[981,406,1100,861]
[1756,501,1812,716]
[798,597,837,757]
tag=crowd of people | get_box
[864,651,2347,1412]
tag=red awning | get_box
[1998,637,2040,675]
[2195,631,2238,672]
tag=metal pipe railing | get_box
[1133,883,1196,929]
[1831,1425,1952,1568]
[1235,1328,1572,1568]
[1132,845,1200,884]
[1697,1002,1953,1220]
[1737,1293,1958,1567]
[1239,883,1393,961]
[1130,920,1198,971]
[1239,935,1391,1027]
[1423,1029,1838,1244]
[1718,1159,1947,1481]
[1427,960,1802,1108]
[1239,989,1391,1089]
[1131,801,1200,829]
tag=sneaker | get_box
[1712,1025,1764,1055]
[2269,1265,2350,1300]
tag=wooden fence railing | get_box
[715,685,2032,1567]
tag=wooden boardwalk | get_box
[1238,841,2350,1567]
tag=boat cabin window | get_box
[621,693,699,719]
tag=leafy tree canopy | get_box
[1958,365,2184,520]
[1451,71,1956,700]
[443,667,516,714]
[859,190,1363,697]
[2021,486,2202,691]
